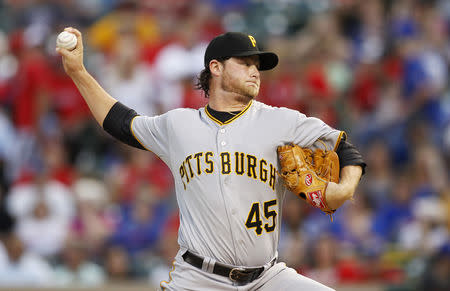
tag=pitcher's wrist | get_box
[69,66,88,79]
[325,182,353,209]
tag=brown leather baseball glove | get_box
[277,143,340,215]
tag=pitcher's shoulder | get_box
[165,107,201,118]
[147,107,201,125]
[252,101,302,117]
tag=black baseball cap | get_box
[204,32,278,71]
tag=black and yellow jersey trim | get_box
[205,100,253,126]
[333,131,347,151]
[130,116,153,152]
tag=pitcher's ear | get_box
[209,60,224,77]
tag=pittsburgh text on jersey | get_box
[179,151,277,191]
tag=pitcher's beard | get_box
[244,85,259,98]
[234,94,253,104]
[221,79,259,102]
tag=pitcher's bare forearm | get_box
[70,69,117,125]
[339,165,363,194]
[326,165,363,210]
[56,27,117,126]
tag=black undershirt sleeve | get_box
[335,139,366,175]
[102,102,145,150]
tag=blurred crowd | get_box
[0,0,449,290]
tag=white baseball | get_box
[56,31,77,51]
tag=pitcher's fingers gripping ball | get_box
[55,27,85,76]
[56,31,77,51]
[277,144,339,216]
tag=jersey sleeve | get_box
[291,111,345,151]
[130,114,171,163]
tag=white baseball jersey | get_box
[131,100,344,267]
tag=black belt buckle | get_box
[229,267,246,283]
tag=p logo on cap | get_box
[248,35,256,47]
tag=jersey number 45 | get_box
[245,199,277,235]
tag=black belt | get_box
[182,251,266,284]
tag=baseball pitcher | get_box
[57,28,365,290]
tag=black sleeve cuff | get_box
[336,139,366,175]
[102,102,146,150]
